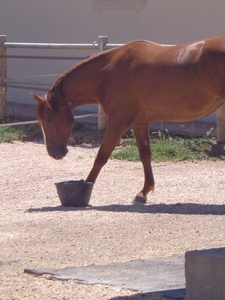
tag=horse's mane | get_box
[47,55,94,100]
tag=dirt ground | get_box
[0,141,225,299]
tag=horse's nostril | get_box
[50,150,67,160]
[48,147,68,160]
[51,152,58,159]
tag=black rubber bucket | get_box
[55,180,94,207]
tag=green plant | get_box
[111,136,224,162]
[0,126,26,143]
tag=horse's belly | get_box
[142,95,224,123]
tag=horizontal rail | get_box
[0,54,88,60]
[0,113,104,127]
[3,42,123,51]
[3,42,97,50]
[104,43,124,49]
[0,120,38,127]
[3,75,58,86]
[3,41,124,51]
[2,84,49,92]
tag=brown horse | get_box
[31,35,225,203]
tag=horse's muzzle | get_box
[48,147,68,160]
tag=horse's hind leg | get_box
[132,125,155,204]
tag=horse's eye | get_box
[45,117,51,124]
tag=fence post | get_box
[97,36,108,130]
[0,35,7,120]
[217,104,225,143]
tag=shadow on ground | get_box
[27,202,225,215]
[109,288,185,300]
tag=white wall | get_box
[0,0,225,119]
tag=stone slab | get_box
[25,254,186,298]
[185,247,225,300]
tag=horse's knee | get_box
[94,153,108,167]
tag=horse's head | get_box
[31,92,74,160]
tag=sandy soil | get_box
[0,141,225,299]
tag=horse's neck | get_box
[63,54,108,107]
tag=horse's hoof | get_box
[133,193,147,204]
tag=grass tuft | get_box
[0,126,26,143]
[111,131,224,162]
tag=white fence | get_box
[0,35,123,130]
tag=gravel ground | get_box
[0,141,224,299]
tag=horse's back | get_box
[108,35,225,68]
[107,39,203,67]
[102,36,225,123]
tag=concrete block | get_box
[185,247,225,300]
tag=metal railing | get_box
[1,35,224,141]
[0,35,124,129]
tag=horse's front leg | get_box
[132,125,155,204]
[86,120,129,183]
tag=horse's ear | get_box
[30,92,44,104]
